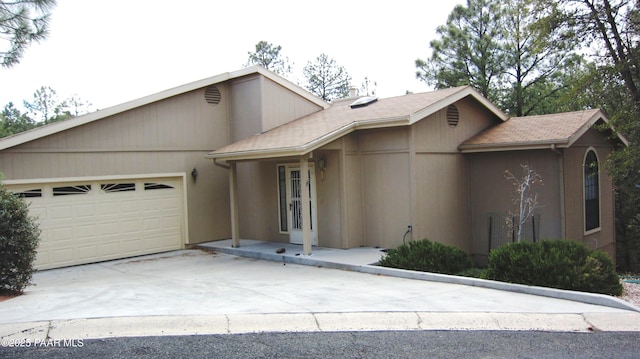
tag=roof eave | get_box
[206,122,358,162]
[250,66,329,109]
[569,109,630,147]
[459,140,569,153]
[354,116,410,129]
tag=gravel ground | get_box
[620,280,640,307]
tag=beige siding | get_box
[229,75,263,142]
[228,75,324,143]
[361,152,412,248]
[413,96,499,153]
[408,98,498,252]
[0,86,232,244]
[469,150,564,261]
[414,153,471,251]
[358,125,411,247]
[314,150,343,248]
[343,152,364,248]
[359,127,409,152]
[343,134,364,248]
[235,161,283,241]
[261,78,324,132]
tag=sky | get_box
[1,0,464,113]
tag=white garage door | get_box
[6,177,185,270]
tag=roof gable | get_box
[0,66,327,151]
[206,86,507,161]
[459,109,629,153]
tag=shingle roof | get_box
[207,86,507,161]
[459,109,628,152]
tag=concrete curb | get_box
[208,245,640,313]
[2,311,640,341]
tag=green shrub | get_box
[485,240,622,296]
[379,239,473,275]
[456,267,488,279]
[0,183,41,294]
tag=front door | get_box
[288,167,317,245]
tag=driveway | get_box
[1,249,639,340]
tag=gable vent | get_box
[204,85,221,105]
[446,105,459,127]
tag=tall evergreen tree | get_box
[0,102,35,137]
[554,0,640,271]
[23,85,68,124]
[0,0,56,67]
[415,0,504,102]
[302,53,351,102]
[416,0,580,116]
[245,41,292,76]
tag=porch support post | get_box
[300,156,312,255]
[229,161,240,248]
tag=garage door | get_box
[6,177,185,270]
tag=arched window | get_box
[584,149,600,232]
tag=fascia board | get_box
[566,109,630,147]
[205,115,414,162]
[0,72,233,151]
[249,66,329,109]
[353,116,410,129]
[567,110,604,147]
[409,87,509,125]
[459,140,569,153]
[206,148,306,161]
[206,123,358,162]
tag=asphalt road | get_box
[2,330,640,358]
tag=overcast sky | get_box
[1,0,464,113]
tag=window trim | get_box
[583,147,601,234]
[276,162,317,235]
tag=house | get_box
[0,66,627,269]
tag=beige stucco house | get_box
[0,66,627,269]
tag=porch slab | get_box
[197,239,385,267]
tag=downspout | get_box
[551,144,566,239]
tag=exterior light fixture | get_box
[191,168,198,183]
[318,158,326,181]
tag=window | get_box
[53,185,91,196]
[584,149,600,231]
[14,189,42,198]
[101,183,136,193]
[144,183,174,190]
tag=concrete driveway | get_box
[1,249,640,340]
